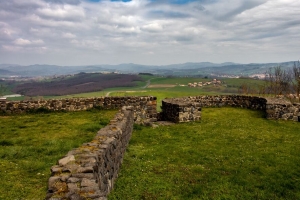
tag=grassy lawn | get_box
[109,107,300,200]
[0,109,117,199]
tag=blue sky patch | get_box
[111,0,132,2]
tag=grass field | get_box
[109,107,300,199]
[0,109,117,199]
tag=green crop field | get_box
[0,109,117,199]
[109,107,300,199]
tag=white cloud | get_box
[37,4,85,21]
[0,0,299,65]
[13,38,44,46]
[62,32,76,38]
[2,45,23,52]
[141,23,164,32]
[32,39,44,44]
[14,38,32,45]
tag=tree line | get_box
[260,61,300,98]
[239,61,300,101]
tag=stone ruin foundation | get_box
[1,95,299,199]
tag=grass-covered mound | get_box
[109,107,300,199]
[0,109,117,199]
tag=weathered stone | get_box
[68,177,80,183]
[71,173,94,179]
[67,193,84,200]
[81,178,97,187]
[77,166,94,173]
[51,165,62,174]
[67,183,80,192]
[293,116,299,121]
[48,177,61,189]
[59,155,75,166]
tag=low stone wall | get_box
[161,95,266,123]
[190,95,267,110]
[161,99,201,123]
[0,96,157,123]
[161,95,300,123]
[46,106,134,200]
[266,98,300,121]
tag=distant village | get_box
[187,79,223,87]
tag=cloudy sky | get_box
[0,0,299,66]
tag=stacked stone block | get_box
[190,95,267,110]
[161,98,201,123]
[265,98,300,121]
[0,96,157,124]
[46,106,134,200]
[161,95,299,123]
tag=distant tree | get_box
[238,83,251,95]
[264,66,292,96]
[258,84,266,96]
[292,61,300,97]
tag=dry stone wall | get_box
[0,96,157,124]
[190,95,267,110]
[265,98,300,121]
[46,106,134,200]
[161,95,300,123]
[160,99,201,123]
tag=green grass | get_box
[0,109,117,199]
[150,77,207,85]
[109,107,300,199]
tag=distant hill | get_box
[0,64,114,77]
[0,61,297,77]
[0,69,13,76]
